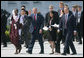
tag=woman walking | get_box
[48,11,56,54]
[10,9,22,54]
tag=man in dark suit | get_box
[59,7,77,55]
[71,5,78,42]
[1,9,8,47]
[80,11,83,40]
[76,6,83,44]
[64,4,73,15]
[45,5,60,54]
[26,8,44,54]
[60,4,73,44]
[21,11,32,48]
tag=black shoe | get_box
[61,53,66,55]
[3,45,7,47]
[66,52,70,54]
[26,50,32,54]
[78,42,82,44]
[26,46,28,48]
[39,52,44,54]
[71,53,77,55]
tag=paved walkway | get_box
[1,40,83,57]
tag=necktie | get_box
[60,9,61,15]
[34,14,36,30]
[65,15,67,28]
[34,14,36,21]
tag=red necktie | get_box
[34,14,36,29]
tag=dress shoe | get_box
[26,50,32,54]
[78,42,82,44]
[39,52,44,54]
[66,52,70,54]
[61,53,66,55]
[14,52,19,54]
[3,45,7,47]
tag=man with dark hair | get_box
[77,5,83,44]
[59,7,77,55]
[64,4,72,15]
[1,9,8,47]
[21,5,26,10]
[21,9,32,48]
[71,5,78,42]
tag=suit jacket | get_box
[45,11,59,26]
[29,13,44,33]
[20,15,32,40]
[72,11,78,26]
[80,11,83,36]
[69,10,73,15]
[22,15,32,32]
[1,13,7,32]
[59,12,76,35]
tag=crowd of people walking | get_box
[1,2,83,55]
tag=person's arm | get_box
[45,13,48,26]
[40,15,44,30]
[58,17,63,32]
[39,14,44,34]
[56,12,59,24]
[72,15,77,35]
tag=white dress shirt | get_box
[20,15,24,25]
[19,15,24,36]
[78,11,81,23]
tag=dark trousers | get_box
[63,29,67,43]
[1,30,7,46]
[55,30,69,53]
[24,34,30,48]
[55,30,62,53]
[28,30,44,53]
[64,32,77,54]
[64,29,70,53]
[77,23,82,43]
